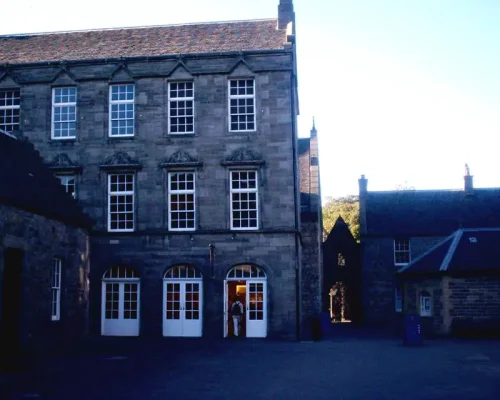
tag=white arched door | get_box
[163,265,203,337]
[225,265,267,338]
[101,266,140,336]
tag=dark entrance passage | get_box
[1,248,24,365]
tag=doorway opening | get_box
[224,264,267,338]
[1,248,24,361]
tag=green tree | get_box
[322,195,360,241]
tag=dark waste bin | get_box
[403,315,423,346]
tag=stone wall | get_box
[0,204,90,356]
[361,236,444,324]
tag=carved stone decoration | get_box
[47,153,82,172]
[160,150,202,169]
[221,147,265,166]
[99,151,142,170]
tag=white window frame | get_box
[55,174,77,199]
[394,238,411,266]
[230,170,259,231]
[168,171,196,231]
[228,78,256,132]
[107,173,135,232]
[51,87,77,140]
[168,81,194,134]
[109,84,135,137]
[0,89,20,136]
[395,287,403,312]
[51,258,62,321]
[420,293,432,317]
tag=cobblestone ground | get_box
[1,337,500,399]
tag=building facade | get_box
[359,170,500,330]
[0,0,322,340]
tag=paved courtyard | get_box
[1,337,500,399]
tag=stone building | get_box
[0,132,92,366]
[0,0,323,340]
[397,228,500,337]
[359,169,500,330]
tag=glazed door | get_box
[245,280,267,338]
[102,281,140,336]
[163,280,202,337]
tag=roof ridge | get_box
[0,18,279,38]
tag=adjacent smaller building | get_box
[0,133,92,366]
[397,228,500,337]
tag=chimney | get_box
[358,175,368,236]
[278,0,295,32]
[358,174,368,196]
[464,163,473,194]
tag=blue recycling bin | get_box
[403,315,423,346]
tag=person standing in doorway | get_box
[231,295,244,337]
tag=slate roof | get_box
[364,189,500,236]
[0,133,93,228]
[0,19,287,64]
[397,228,500,275]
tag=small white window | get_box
[394,238,411,266]
[51,258,62,321]
[0,89,20,135]
[230,170,258,230]
[419,292,432,317]
[109,84,134,136]
[55,174,76,199]
[52,87,77,139]
[395,287,403,312]
[168,171,196,231]
[168,82,194,134]
[108,173,135,232]
[228,79,256,132]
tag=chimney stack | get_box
[464,163,473,194]
[278,0,295,32]
[358,174,368,196]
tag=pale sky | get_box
[2,0,499,200]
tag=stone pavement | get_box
[1,337,500,399]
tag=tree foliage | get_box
[322,195,360,241]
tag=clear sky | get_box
[2,0,499,199]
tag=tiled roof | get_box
[364,189,500,236]
[397,228,500,275]
[0,133,93,228]
[0,19,287,64]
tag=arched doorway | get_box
[101,266,140,336]
[224,264,267,338]
[163,265,203,337]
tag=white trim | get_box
[51,87,77,140]
[168,171,196,231]
[0,89,20,135]
[419,293,432,317]
[51,258,62,321]
[109,84,135,137]
[168,81,194,135]
[439,229,463,271]
[55,174,77,199]
[394,238,411,266]
[107,173,135,232]
[230,170,259,231]
[228,78,256,132]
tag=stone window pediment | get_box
[160,149,202,169]
[47,153,82,173]
[221,147,264,167]
[99,151,142,171]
